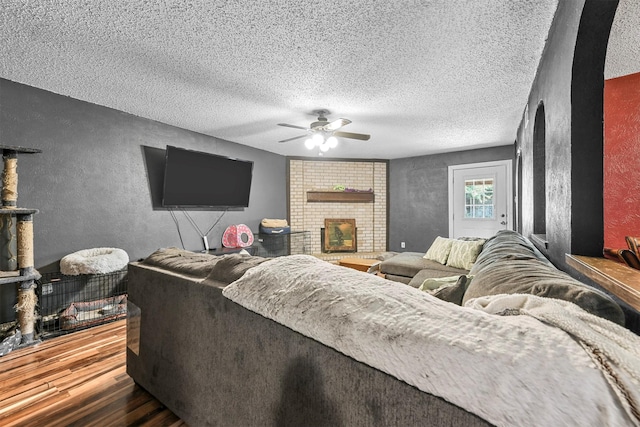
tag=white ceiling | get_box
[606,0,640,80]
[0,1,637,159]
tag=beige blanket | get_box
[468,293,640,425]
[223,255,639,427]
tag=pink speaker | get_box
[222,224,254,248]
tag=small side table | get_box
[338,257,381,273]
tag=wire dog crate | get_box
[36,269,128,338]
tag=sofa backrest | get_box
[464,230,625,325]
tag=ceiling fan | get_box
[277,110,371,151]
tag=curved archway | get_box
[515,146,522,234]
[532,102,546,235]
[569,0,619,256]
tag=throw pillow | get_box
[418,275,472,305]
[418,274,462,291]
[430,275,472,305]
[423,236,454,265]
[446,239,485,270]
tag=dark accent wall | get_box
[516,0,619,268]
[388,145,514,252]
[0,79,286,320]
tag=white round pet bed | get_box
[60,247,129,275]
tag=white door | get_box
[448,160,512,239]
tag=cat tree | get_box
[0,144,41,345]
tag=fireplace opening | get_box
[321,218,357,253]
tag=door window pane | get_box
[464,178,495,219]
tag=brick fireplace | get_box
[288,159,387,257]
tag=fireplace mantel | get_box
[307,191,374,203]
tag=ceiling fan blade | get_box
[333,131,371,141]
[278,134,309,143]
[278,123,308,130]
[324,118,351,131]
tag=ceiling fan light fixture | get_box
[277,111,370,150]
[312,133,324,146]
[326,136,338,148]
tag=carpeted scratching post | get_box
[0,214,17,271]
[2,154,18,207]
[16,286,37,342]
[0,153,18,271]
[16,215,37,344]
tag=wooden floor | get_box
[0,320,187,426]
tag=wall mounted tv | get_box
[162,145,253,208]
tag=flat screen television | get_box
[162,145,253,208]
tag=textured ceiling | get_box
[606,0,640,79]
[0,1,634,159]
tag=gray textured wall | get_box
[0,79,287,267]
[516,1,640,331]
[516,0,618,268]
[0,78,286,321]
[388,145,514,253]
[0,79,286,322]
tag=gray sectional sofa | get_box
[126,250,490,427]
[126,230,630,426]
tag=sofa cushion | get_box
[470,230,552,276]
[463,258,625,325]
[446,239,485,270]
[143,247,221,279]
[408,268,469,288]
[205,253,269,284]
[383,274,412,285]
[380,252,469,278]
[423,236,454,264]
[428,275,471,305]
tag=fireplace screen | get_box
[322,218,357,253]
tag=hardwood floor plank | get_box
[0,320,186,426]
[0,385,59,418]
[1,390,72,426]
[84,385,155,426]
[22,374,135,425]
[0,366,72,396]
[29,380,138,427]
